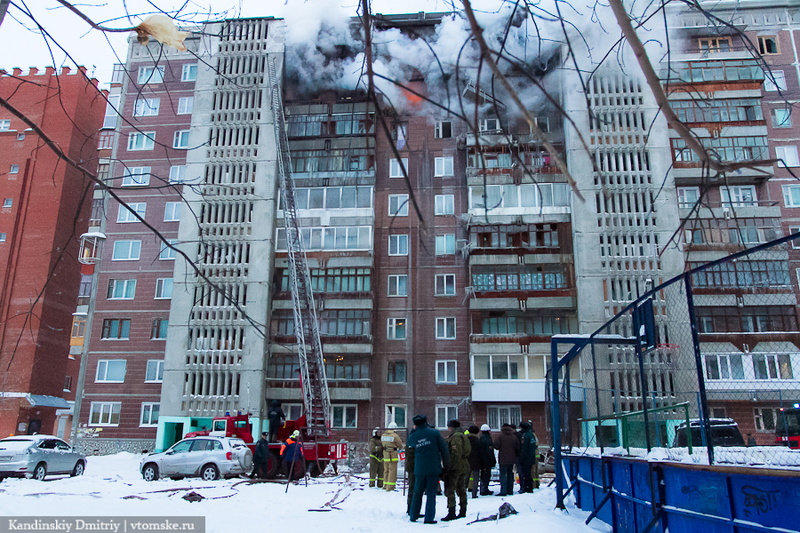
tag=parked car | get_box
[0,435,86,481]
[140,436,253,481]
[674,418,745,447]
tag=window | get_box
[435,234,456,255]
[753,353,793,380]
[784,185,800,207]
[2,198,11,208]
[63,375,72,392]
[112,240,141,260]
[0,119,10,130]
[140,403,160,427]
[145,360,164,382]
[434,121,452,139]
[101,319,131,340]
[122,166,150,186]
[758,36,779,55]
[181,64,198,81]
[389,158,409,178]
[436,317,456,339]
[754,407,781,432]
[764,70,787,91]
[117,202,146,223]
[474,354,530,379]
[388,234,409,256]
[133,97,160,117]
[385,404,407,428]
[436,360,457,383]
[9,164,19,174]
[394,123,407,149]
[387,360,407,383]
[388,194,409,217]
[137,66,164,84]
[160,240,178,260]
[0,233,5,243]
[107,279,136,299]
[89,402,121,426]
[98,131,114,150]
[790,227,800,249]
[704,353,745,380]
[434,274,456,296]
[436,405,458,429]
[164,202,181,222]
[387,274,408,297]
[127,132,155,151]
[169,165,187,183]
[177,97,194,115]
[102,95,120,129]
[698,37,731,53]
[677,187,700,208]
[95,359,126,382]
[434,156,454,177]
[435,194,454,215]
[151,318,169,340]
[293,186,372,210]
[387,318,407,340]
[71,315,86,339]
[276,226,372,251]
[16,132,25,141]
[487,405,522,430]
[173,130,190,149]
[771,107,792,128]
[479,118,501,132]
[155,278,173,299]
[776,146,800,167]
[332,405,357,428]
[720,185,756,207]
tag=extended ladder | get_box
[268,58,332,438]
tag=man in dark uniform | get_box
[407,414,450,524]
[267,400,286,442]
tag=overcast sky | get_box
[0,0,458,86]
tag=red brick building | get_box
[0,66,105,438]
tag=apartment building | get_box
[74,6,800,453]
[0,67,105,438]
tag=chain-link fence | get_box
[549,233,800,471]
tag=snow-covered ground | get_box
[0,453,609,532]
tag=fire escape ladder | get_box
[268,58,332,438]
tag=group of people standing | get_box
[370,415,540,524]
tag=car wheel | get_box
[239,449,253,471]
[71,461,85,477]
[142,463,159,481]
[33,463,47,481]
[200,464,219,481]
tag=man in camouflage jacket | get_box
[442,419,471,521]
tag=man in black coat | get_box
[253,432,270,478]
[267,400,286,442]
[478,424,496,495]
[407,414,450,524]
[466,425,481,499]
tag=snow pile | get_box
[0,453,610,533]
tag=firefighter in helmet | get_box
[381,422,404,491]
[368,427,384,488]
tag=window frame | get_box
[160,240,178,260]
[388,234,409,256]
[771,107,792,128]
[127,132,156,151]
[107,279,137,300]
[9,164,19,175]
[776,145,800,167]
[163,202,181,222]
[145,360,164,383]
[140,403,160,427]
[387,274,408,297]
[388,194,409,216]
[95,359,127,383]
[389,158,409,178]
[387,360,407,384]
[137,66,164,84]
[435,234,456,255]
[181,64,198,82]
[435,317,456,339]
[154,278,173,299]
[435,405,458,429]
[758,36,780,55]
[385,404,407,428]
[387,318,407,340]
[133,97,160,117]
[173,130,190,149]
[434,156,454,177]
[100,319,131,340]
[89,402,121,426]
[331,404,357,428]
[486,405,522,430]
[151,318,169,340]
[112,240,141,261]
[435,194,455,215]
[434,273,456,296]
[435,359,457,384]
[177,97,194,115]
[764,70,787,92]
[434,121,452,139]
[117,202,146,223]
[169,165,187,183]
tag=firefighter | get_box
[381,421,404,491]
[368,427,384,488]
[280,429,304,481]
[442,419,470,521]
[267,400,286,443]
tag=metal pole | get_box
[0,0,10,29]
[633,308,652,451]
[551,338,564,509]
[684,276,714,464]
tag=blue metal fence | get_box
[566,454,800,533]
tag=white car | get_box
[140,436,253,481]
[0,435,86,481]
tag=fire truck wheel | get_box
[265,452,279,477]
[308,461,323,477]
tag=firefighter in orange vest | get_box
[381,421,404,491]
[280,430,304,481]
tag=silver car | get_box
[0,435,87,481]
[140,436,253,481]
